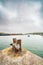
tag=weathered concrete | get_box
[0,47,43,65]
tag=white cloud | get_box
[0,1,43,33]
[0,5,18,19]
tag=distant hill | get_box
[29,32,43,35]
[0,32,43,36]
[0,33,23,36]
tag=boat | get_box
[28,34,30,37]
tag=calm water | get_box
[0,35,43,58]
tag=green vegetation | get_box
[0,32,43,36]
[29,32,43,35]
[25,32,43,35]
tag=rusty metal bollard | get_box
[10,38,17,52]
[10,38,22,53]
[17,39,21,52]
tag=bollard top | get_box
[13,38,17,43]
[17,39,21,44]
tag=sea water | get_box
[0,35,43,58]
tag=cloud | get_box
[0,1,43,33]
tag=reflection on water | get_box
[0,35,43,58]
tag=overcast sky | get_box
[0,0,43,33]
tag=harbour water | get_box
[0,35,43,58]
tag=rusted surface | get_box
[13,38,17,43]
[17,39,21,52]
[10,38,22,53]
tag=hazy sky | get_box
[0,0,43,33]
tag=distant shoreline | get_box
[0,32,43,36]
